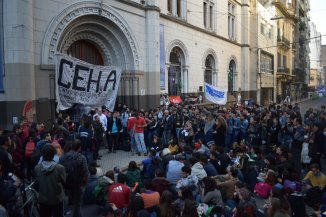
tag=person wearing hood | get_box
[189,157,207,181]
[34,144,66,217]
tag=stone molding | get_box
[41,1,141,70]
[227,55,238,73]
[202,48,218,70]
[165,39,189,66]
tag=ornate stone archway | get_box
[41,1,141,70]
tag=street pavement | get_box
[97,97,326,173]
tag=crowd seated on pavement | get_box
[1,101,326,217]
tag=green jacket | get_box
[35,161,66,205]
[125,169,143,189]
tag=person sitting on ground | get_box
[125,161,143,192]
[124,195,149,217]
[200,154,218,177]
[215,166,239,201]
[152,169,171,196]
[107,173,131,210]
[199,176,223,206]
[233,187,257,217]
[166,154,184,185]
[168,138,179,155]
[303,163,326,189]
[176,166,199,196]
[181,199,199,217]
[157,190,177,217]
[189,157,207,181]
[173,186,194,215]
[140,179,160,210]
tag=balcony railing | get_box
[277,66,290,74]
[277,36,290,49]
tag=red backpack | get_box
[25,138,35,157]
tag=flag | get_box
[204,83,227,105]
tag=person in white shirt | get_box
[93,108,107,132]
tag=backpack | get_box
[25,139,35,157]
[60,154,81,189]
[254,182,272,198]
[92,176,112,205]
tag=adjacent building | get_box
[309,22,322,91]
[273,0,298,103]
[294,0,310,99]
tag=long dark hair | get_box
[125,195,144,217]
[159,190,177,217]
[202,177,217,195]
[181,199,199,217]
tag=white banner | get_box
[204,83,227,105]
[54,53,122,112]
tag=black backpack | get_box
[60,155,81,190]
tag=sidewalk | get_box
[97,148,146,174]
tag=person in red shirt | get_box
[108,173,131,209]
[134,113,147,156]
[127,113,137,154]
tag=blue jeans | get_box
[129,129,137,152]
[135,133,147,153]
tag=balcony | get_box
[277,66,290,74]
[277,35,290,49]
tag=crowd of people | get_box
[0,100,326,217]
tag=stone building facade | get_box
[1,0,257,129]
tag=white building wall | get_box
[309,22,322,70]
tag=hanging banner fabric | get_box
[204,82,227,105]
[54,53,122,112]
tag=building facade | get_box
[273,0,298,103]
[0,0,256,129]
[294,0,310,98]
[309,22,322,91]
[250,0,277,106]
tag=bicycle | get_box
[17,180,40,217]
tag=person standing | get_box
[92,115,104,160]
[162,110,174,146]
[107,111,122,153]
[134,112,147,156]
[34,145,66,217]
[78,117,93,162]
[59,140,89,217]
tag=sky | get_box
[310,0,326,44]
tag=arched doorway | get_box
[168,47,183,95]
[228,60,236,93]
[204,55,214,85]
[67,40,104,65]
